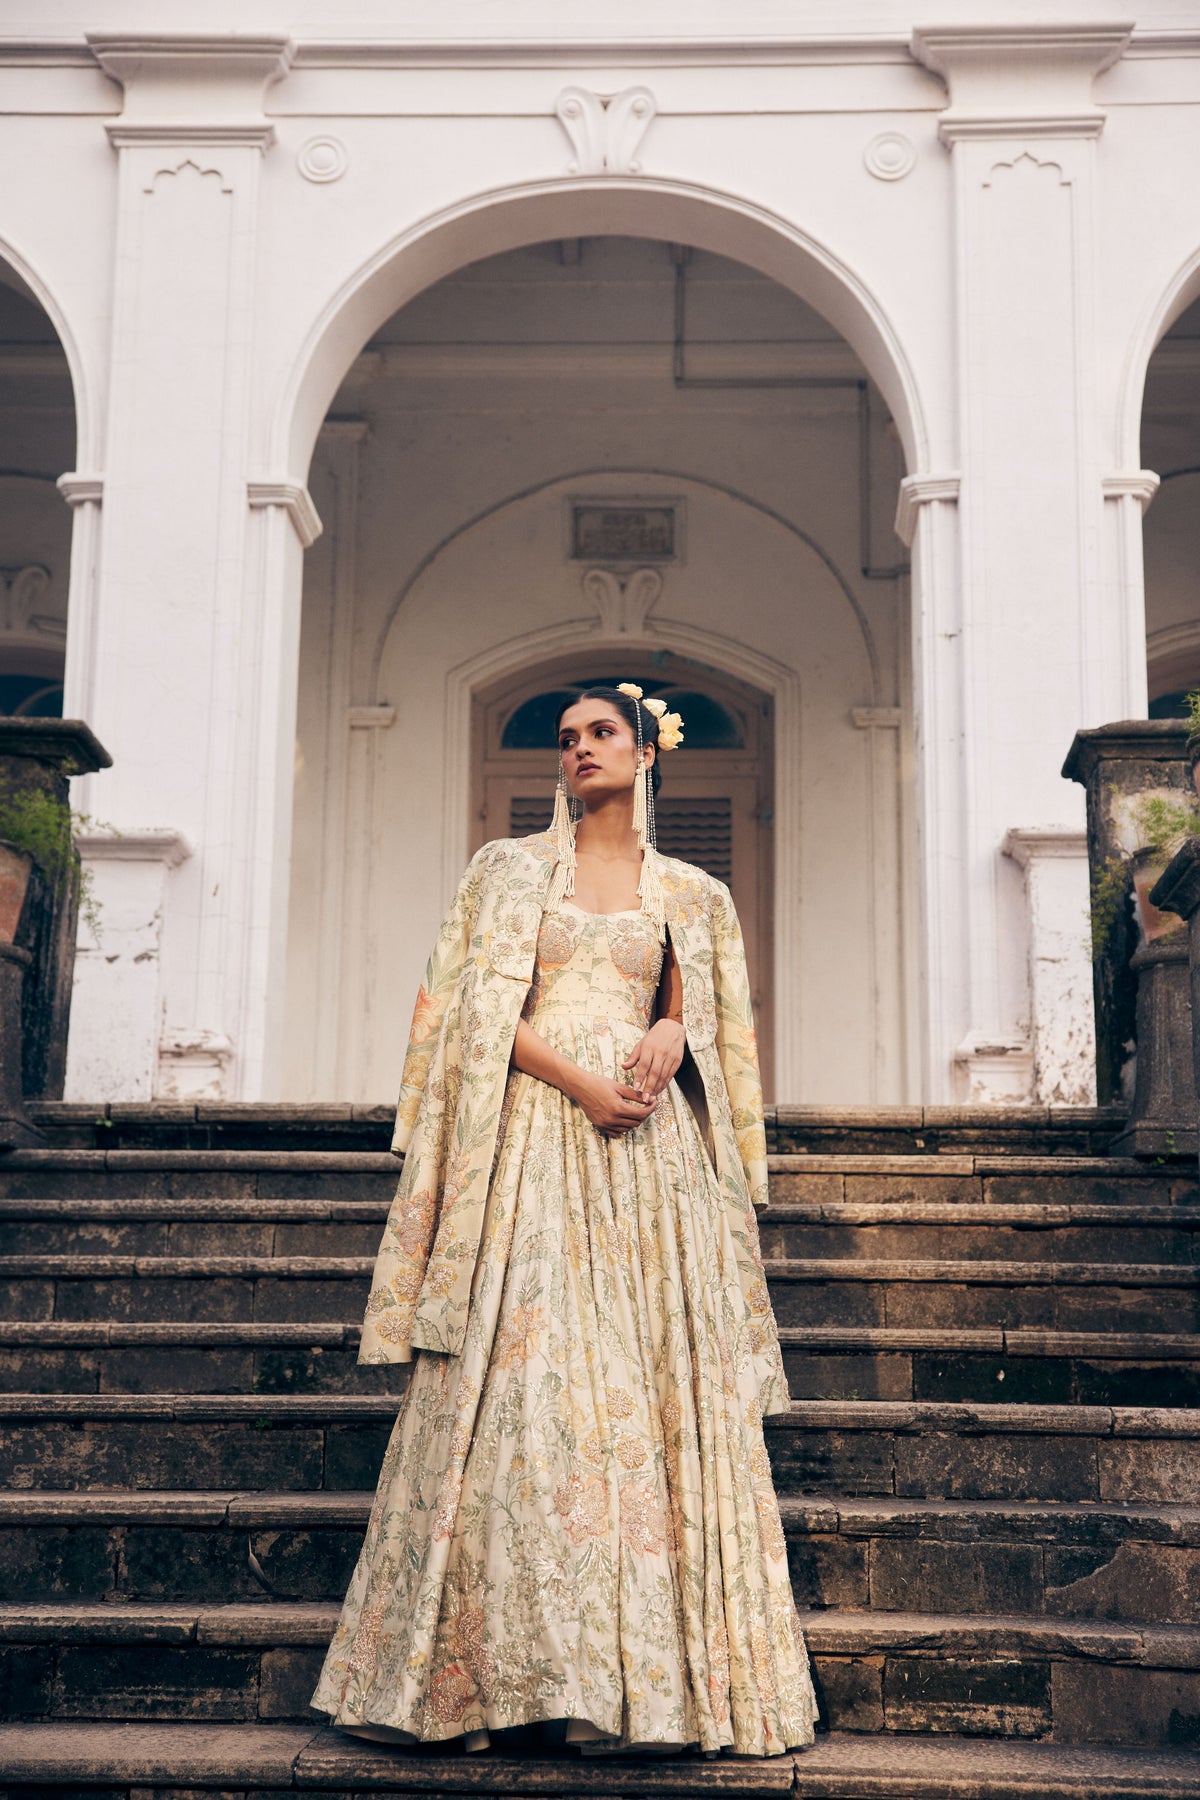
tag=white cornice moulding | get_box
[75,827,193,867]
[56,473,103,506]
[105,121,275,151]
[894,472,960,547]
[87,33,292,133]
[5,27,1187,71]
[289,34,915,69]
[1002,826,1088,866]
[247,481,323,549]
[1102,471,1160,510]
[936,112,1106,142]
[86,33,294,84]
[349,706,397,730]
[912,22,1131,145]
[913,25,1133,69]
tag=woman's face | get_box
[557,699,653,804]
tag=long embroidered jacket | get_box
[358,831,788,1412]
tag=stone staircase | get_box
[1,1102,1199,1798]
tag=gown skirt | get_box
[309,901,818,1756]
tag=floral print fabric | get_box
[311,900,817,1755]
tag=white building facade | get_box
[2,2,1199,1110]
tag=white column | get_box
[1101,472,1160,721]
[896,474,964,1103]
[341,706,397,1101]
[1003,826,1096,1106]
[851,704,911,1102]
[911,23,1131,1103]
[72,34,316,1101]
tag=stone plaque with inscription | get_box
[571,505,675,562]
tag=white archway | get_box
[276,180,923,1105]
[273,175,928,483]
[1117,239,1200,473]
[285,466,913,1105]
[0,235,89,467]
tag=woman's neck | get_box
[575,794,641,863]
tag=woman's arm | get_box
[621,937,686,1100]
[512,1017,657,1137]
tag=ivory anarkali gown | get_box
[310,895,817,1756]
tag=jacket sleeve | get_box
[390,842,496,1157]
[710,880,770,1212]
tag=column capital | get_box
[894,472,959,547]
[247,480,323,549]
[75,827,194,868]
[57,473,104,507]
[87,32,292,147]
[911,22,1132,143]
[1102,470,1160,511]
[1002,825,1088,867]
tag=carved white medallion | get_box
[298,135,348,184]
[555,87,657,176]
[864,132,916,182]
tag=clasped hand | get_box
[575,1019,687,1138]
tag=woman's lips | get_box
[576,763,599,776]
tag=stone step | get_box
[26,1100,1133,1159]
[2,1395,1197,1503]
[0,1319,410,1396]
[5,1319,1200,1407]
[760,1201,1200,1263]
[779,1328,1200,1407]
[5,1252,1197,1333]
[1,1600,1197,1745]
[2,1145,1192,1206]
[5,1489,1200,1625]
[767,1157,1199,1209]
[4,1722,1196,1800]
[0,1151,403,1201]
[772,1106,1132,1158]
[7,1192,1200,1261]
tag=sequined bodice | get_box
[521,901,665,1032]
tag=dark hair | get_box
[554,685,663,795]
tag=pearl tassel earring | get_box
[628,700,667,944]
[546,760,577,913]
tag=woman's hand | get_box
[621,1018,686,1102]
[573,1070,659,1137]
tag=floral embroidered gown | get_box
[310,897,818,1756]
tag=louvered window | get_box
[508,794,732,884]
[509,795,551,840]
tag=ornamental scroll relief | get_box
[555,86,657,175]
[580,567,664,638]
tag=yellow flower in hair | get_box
[643,698,667,718]
[617,682,643,701]
[657,711,684,751]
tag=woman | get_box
[310,682,817,1758]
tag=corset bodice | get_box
[521,900,664,1033]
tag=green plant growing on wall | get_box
[1185,688,1200,750]
[1089,792,1200,959]
[0,789,73,888]
[0,792,114,940]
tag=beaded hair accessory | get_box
[544,683,684,942]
